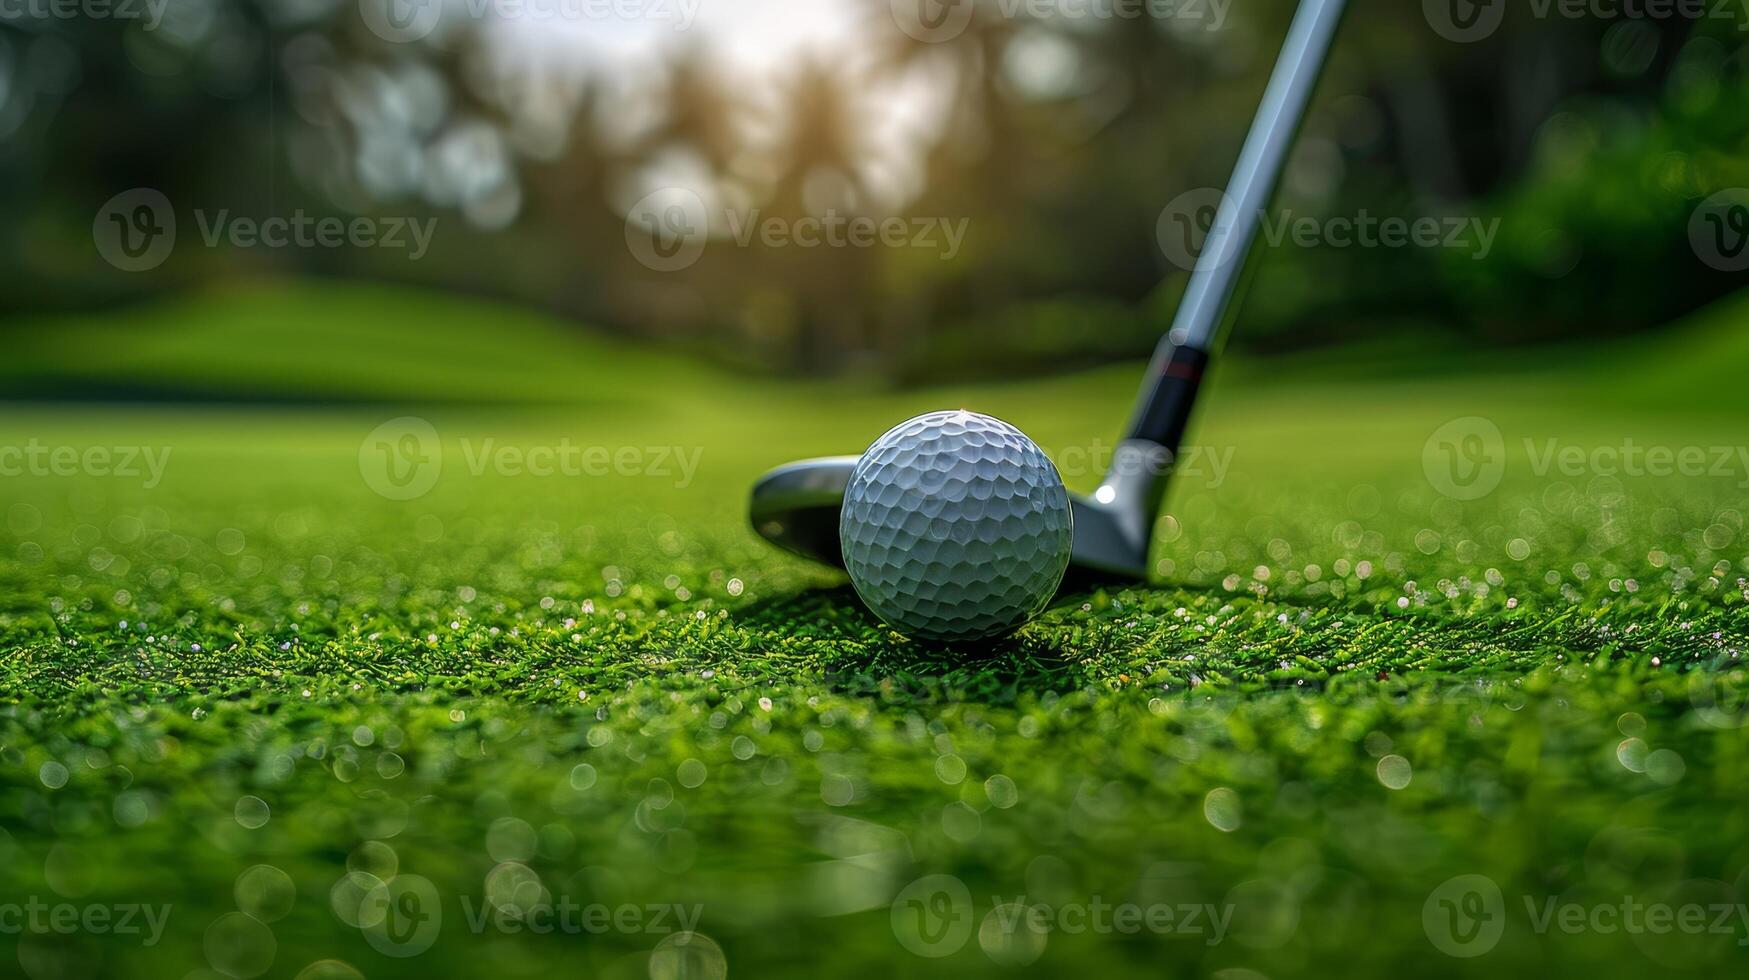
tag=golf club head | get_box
[749,0,1348,595]
[748,455,1153,588]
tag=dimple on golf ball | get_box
[839,410,1073,641]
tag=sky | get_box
[490,0,871,72]
[483,0,956,214]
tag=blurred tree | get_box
[3,0,1747,378]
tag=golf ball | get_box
[839,410,1073,641]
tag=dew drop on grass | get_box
[235,865,296,923]
[330,873,385,928]
[44,842,95,897]
[980,903,1048,966]
[294,961,364,980]
[1376,755,1412,790]
[942,801,981,841]
[113,789,153,828]
[6,503,42,533]
[1645,749,1685,785]
[749,755,785,788]
[1203,788,1241,832]
[820,774,854,806]
[217,528,246,556]
[1616,737,1648,772]
[934,754,967,785]
[984,774,1019,809]
[648,932,727,980]
[485,862,546,916]
[204,912,275,979]
[235,795,271,829]
[349,841,400,880]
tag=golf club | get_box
[750,0,1347,583]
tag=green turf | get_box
[1,283,1746,979]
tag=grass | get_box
[1,281,1747,979]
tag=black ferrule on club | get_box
[1126,345,1210,452]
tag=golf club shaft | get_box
[1120,0,1348,453]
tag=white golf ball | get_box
[839,410,1073,641]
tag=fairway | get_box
[2,283,1747,979]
